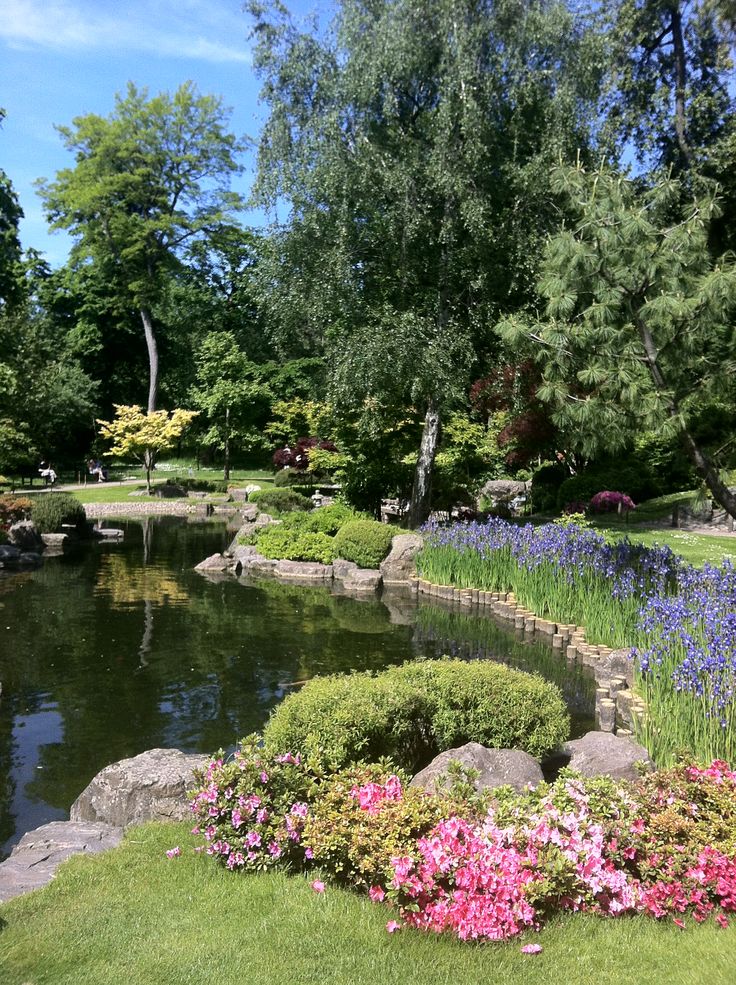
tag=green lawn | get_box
[1,822,735,985]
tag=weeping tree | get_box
[500,164,736,518]
[246,0,602,524]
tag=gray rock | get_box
[41,532,69,548]
[17,551,42,567]
[594,648,635,689]
[563,731,653,781]
[410,743,543,795]
[275,559,333,581]
[239,504,260,521]
[93,527,124,540]
[194,553,232,572]
[0,544,22,568]
[478,479,528,504]
[0,821,123,903]
[253,512,276,528]
[341,566,382,592]
[332,558,358,580]
[8,519,43,551]
[70,747,209,829]
[243,553,279,575]
[380,533,424,585]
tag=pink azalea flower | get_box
[165,846,181,859]
[386,921,401,933]
[716,914,729,929]
[369,886,386,902]
[521,943,542,954]
[311,880,325,894]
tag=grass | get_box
[599,527,736,568]
[1,822,735,985]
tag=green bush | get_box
[556,463,660,511]
[256,525,337,564]
[262,658,570,773]
[30,493,87,534]
[281,502,361,537]
[332,518,394,569]
[248,488,312,514]
[173,477,229,494]
[531,463,568,514]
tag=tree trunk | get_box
[670,3,693,170]
[224,407,231,481]
[636,314,736,518]
[408,398,441,529]
[140,306,159,414]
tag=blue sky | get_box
[0,0,326,267]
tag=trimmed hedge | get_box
[332,518,394,569]
[257,526,337,565]
[248,488,312,514]
[262,659,570,773]
[281,503,362,537]
[30,493,87,534]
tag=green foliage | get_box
[281,503,361,537]
[257,526,337,565]
[303,765,449,888]
[262,659,570,773]
[30,493,86,534]
[531,462,570,513]
[173,477,230,494]
[332,519,394,569]
[97,404,198,492]
[557,465,660,510]
[248,487,312,514]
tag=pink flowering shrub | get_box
[189,735,321,872]
[589,490,636,513]
[193,746,736,942]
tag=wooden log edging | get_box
[410,576,645,736]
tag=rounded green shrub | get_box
[281,502,361,537]
[332,518,394,569]
[262,659,570,773]
[248,488,312,514]
[30,493,87,534]
[256,525,337,564]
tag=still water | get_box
[0,517,595,856]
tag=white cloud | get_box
[0,0,250,63]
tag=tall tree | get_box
[0,109,25,313]
[501,164,736,518]
[38,82,245,412]
[247,0,603,524]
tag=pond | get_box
[0,517,595,857]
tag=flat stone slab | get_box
[275,559,333,581]
[410,743,543,794]
[563,731,653,781]
[70,747,208,829]
[194,553,232,572]
[94,527,125,539]
[341,567,382,592]
[0,821,123,903]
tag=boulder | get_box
[242,553,279,575]
[410,743,543,795]
[70,747,209,829]
[562,731,653,782]
[379,533,424,586]
[0,821,123,903]
[41,532,69,548]
[0,544,22,568]
[17,551,42,567]
[594,648,635,689]
[194,553,232,573]
[239,504,260,522]
[253,512,276,529]
[332,558,358,580]
[478,479,528,504]
[8,519,43,551]
[341,566,382,593]
[275,559,333,582]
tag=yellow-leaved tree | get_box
[97,405,198,492]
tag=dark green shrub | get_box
[30,493,87,534]
[248,488,312,514]
[262,659,570,772]
[173,477,229,494]
[332,518,394,569]
[557,463,660,511]
[256,525,337,564]
[531,463,568,514]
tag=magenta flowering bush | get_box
[189,735,321,872]
[589,490,636,513]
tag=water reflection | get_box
[0,516,596,857]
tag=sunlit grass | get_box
[1,822,735,985]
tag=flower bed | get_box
[417,517,736,765]
[190,741,736,943]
